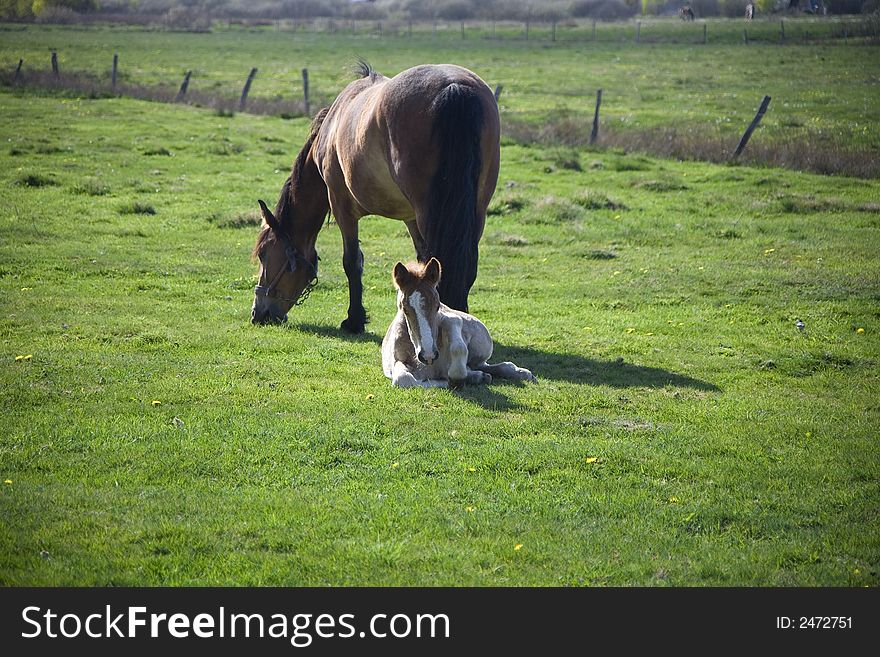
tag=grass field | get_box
[1,22,878,586]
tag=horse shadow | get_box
[291,324,719,411]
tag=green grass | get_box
[0,25,878,586]
[2,20,879,161]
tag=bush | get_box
[718,0,749,16]
[162,6,212,30]
[35,6,80,23]
[570,0,639,19]
[435,0,476,20]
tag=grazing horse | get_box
[679,5,695,20]
[382,258,537,388]
[251,62,501,331]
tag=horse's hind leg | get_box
[475,361,538,383]
[405,220,429,262]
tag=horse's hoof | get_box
[340,318,365,334]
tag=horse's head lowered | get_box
[251,200,318,325]
[392,258,443,365]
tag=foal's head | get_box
[393,258,442,365]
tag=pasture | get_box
[1,21,879,586]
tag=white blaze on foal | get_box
[382,258,537,388]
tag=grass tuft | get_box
[16,173,57,187]
[118,201,156,215]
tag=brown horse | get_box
[251,62,501,332]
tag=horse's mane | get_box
[253,107,329,258]
[354,58,381,82]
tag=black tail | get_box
[424,83,484,312]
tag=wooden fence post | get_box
[112,53,118,90]
[302,68,310,117]
[732,95,771,159]
[780,19,785,42]
[51,51,59,77]
[15,58,23,81]
[494,84,503,101]
[592,19,597,41]
[239,67,257,111]
[636,21,641,43]
[703,22,707,44]
[176,70,192,102]
[590,89,603,145]
[743,28,748,44]
[552,21,557,42]
[461,21,465,39]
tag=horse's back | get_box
[315,64,499,221]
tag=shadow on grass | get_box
[294,322,383,345]
[288,324,718,411]
[493,342,720,391]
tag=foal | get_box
[382,258,537,388]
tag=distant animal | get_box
[251,62,501,331]
[382,258,537,388]
[679,5,695,20]
[745,2,755,19]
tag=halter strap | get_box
[254,234,318,306]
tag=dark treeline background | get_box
[3,0,879,25]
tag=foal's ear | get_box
[258,200,280,232]
[392,262,411,289]
[424,257,442,287]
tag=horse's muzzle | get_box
[251,306,288,325]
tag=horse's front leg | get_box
[340,231,367,334]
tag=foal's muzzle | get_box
[417,349,439,365]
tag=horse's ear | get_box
[424,257,442,287]
[392,262,410,289]
[258,200,280,232]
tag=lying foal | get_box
[382,258,537,388]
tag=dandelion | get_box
[585,457,599,464]
[613,214,621,220]
[514,544,523,551]
[856,328,865,334]
[467,467,476,473]
[3,479,11,485]
[365,394,374,400]
[626,327,636,334]
[465,506,475,513]
[764,248,776,255]
[151,400,161,407]
[645,332,654,336]
[724,304,733,308]
[14,354,32,362]
[391,462,399,469]
[668,496,680,503]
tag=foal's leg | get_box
[443,318,491,386]
[391,361,448,389]
[475,361,538,383]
